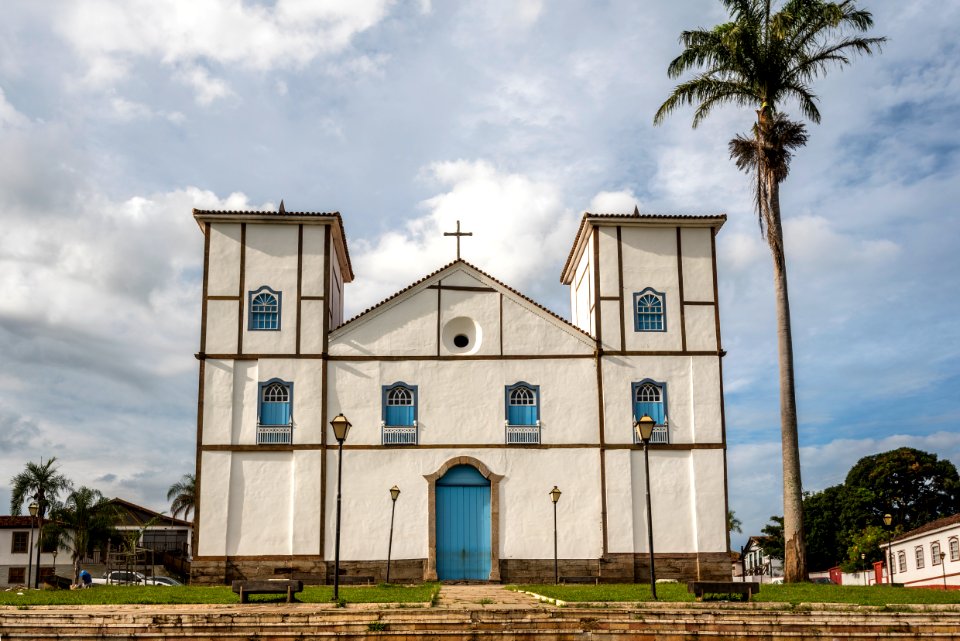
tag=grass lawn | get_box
[512,583,960,606]
[0,583,439,607]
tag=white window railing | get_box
[505,421,541,444]
[382,424,418,445]
[257,424,292,445]
[633,424,669,445]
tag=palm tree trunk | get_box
[766,176,807,582]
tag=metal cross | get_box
[443,220,473,260]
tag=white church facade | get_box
[190,207,730,584]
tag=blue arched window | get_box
[632,380,668,444]
[249,286,281,330]
[633,288,665,332]
[506,383,539,426]
[259,380,292,425]
[382,382,418,445]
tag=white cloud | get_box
[0,86,28,128]
[347,159,577,317]
[174,65,235,106]
[56,0,396,98]
[588,189,642,214]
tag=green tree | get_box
[654,0,884,581]
[844,447,960,530]
[10,457,72,516]
[728,510,743,535]
[166,473,196,521]
[802,485,845,570]
[47,487,118,583]
[760,516,785,560]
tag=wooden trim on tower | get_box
[199,442,724,452]
[206,295,240,301]
[436,282,442,357]
[196,351,714,361]
[711,227,731,554]
[617,226,625,352]
[676,227,687,352]
[592,230,609,555]
[684,301,716,306]
[296,224,303,355]
[237,223,246,355]
[427,284,496,293]
[592,231,602,345]
[193,222,211,559]
[319,225,331,559]
[301,295,324,301]
[499,293,504,355]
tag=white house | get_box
[0,516,71,587]
[734,536,784,583]
[190,207,731,585]
[882,514,960,589]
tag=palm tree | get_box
[47,487,118,583]
[10,457,72,515]
[167,474,196,521]
[728,510,743,535]
[654,0,884,582]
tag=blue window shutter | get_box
[507,404,522,425]
[261,402,290,425]
[635,401,664,424]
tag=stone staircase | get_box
[2,604,960,640]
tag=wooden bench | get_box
[687,581,759,601]
[231,579,303,603]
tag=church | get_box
[189,206,730,584]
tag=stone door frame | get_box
[424,456,503,581]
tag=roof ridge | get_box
[335,259,593,340]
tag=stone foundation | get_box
[192,553,729,585]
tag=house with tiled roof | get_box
[881,513,960,588]
[189,207,730,585]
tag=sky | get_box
[1,0,958,557]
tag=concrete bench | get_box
[231,579,303,603]
[687,581,758,601]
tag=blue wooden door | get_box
[436,465,491,580]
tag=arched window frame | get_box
[381,382,418,427]
[897,550,907,572]
[633,288,666,332]
[932,541,942,565]
[505,382,540,427]
[631,379,669,444]
[915,546,925,569]
[258,379,293,425]
[248,286,282,331]
[948,537,959,562]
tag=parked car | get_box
[144,576,182,586]
[90,571,146,585]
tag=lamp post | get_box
[27,502,39,588]
[940,551,948,591]
[550,486,562,584]
[882,513,893,585]
[33,490,46,589]
[634,414,657,600]
[860,553,866,586]
[330,413,351,602]
[386,485,400,584]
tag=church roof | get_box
[336,259,594,341]
[192,208,354,282]
[560,210,727,284]
[108,498,192,528]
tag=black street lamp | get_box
[27,502,39,588]
[940,551,948,591]
[882,513,893,585]
[330,413,352,601]
[634,414,657,600]
[33,490,46,589]
[860,553,866,586]
[386,485,400,584]
[550,486,562,584]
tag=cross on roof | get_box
[443,220,473,260]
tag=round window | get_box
[441,316,482,354]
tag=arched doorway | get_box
[435,465,491,580]
[424,456,502,582]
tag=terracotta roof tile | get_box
[560,211,727,283]
[891,513,960,544]
[0,515,34,528]
[336,259,594,340]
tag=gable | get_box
[329,262,594,357]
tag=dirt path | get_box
[435,584,551,609]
